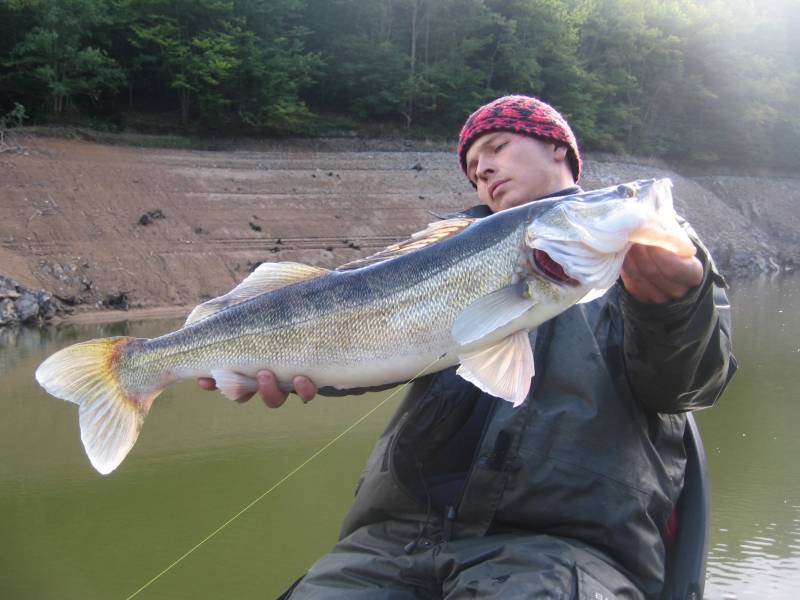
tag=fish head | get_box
[522,178,695,298]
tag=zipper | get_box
[443,505,456,542]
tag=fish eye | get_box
[617,184,636,198]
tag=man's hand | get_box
[620,244,703,304]
[197,370,318,407]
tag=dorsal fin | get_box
[337,217,475,271]
[184,262,330,326]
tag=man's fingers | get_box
[234,391,256,404]
[622,245,702,303]
[643,246,702,287]
[256,370,289,408]
[621,247,669,303]
[197,377,217,391]
[293,376,317,404]
[621,268,669,303]
[201,371,316,407]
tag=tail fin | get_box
[35,337,161,475]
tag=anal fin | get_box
[210,370,259,401]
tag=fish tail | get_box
[35,336,162,475]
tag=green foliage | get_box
[0,102,27,130]
[0,0,797,166]
[3,0,125,114]
[121,0,318,130]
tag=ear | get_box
[553,145,568,162]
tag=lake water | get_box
[1,274,797,599]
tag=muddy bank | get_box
[0,134,795,323]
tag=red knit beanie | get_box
[457,95,581,184]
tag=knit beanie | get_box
[457,95,581,183]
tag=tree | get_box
[4,0,125,115]
[126,0,318,130]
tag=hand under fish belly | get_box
[35,179,695,474]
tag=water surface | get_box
[1,274,797,599]
[0,320,403,599]
[698,274,800,599]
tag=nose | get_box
[475,153,496,181]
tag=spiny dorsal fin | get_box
[337,217,475,271]
[184,262,330,327]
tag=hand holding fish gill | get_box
[621,244,703,304]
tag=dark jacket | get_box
[338,205,736,597]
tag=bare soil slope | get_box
[1,135,472,318]
[1,134,795,321]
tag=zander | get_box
[35,179,694,475]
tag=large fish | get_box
[36,178,694,475]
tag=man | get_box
[200,95,736,598]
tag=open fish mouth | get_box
[531,249,580,286]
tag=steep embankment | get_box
[0,134,796,323]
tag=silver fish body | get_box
[36,179,694,474]
[130,205,529,389]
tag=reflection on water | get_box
[0,274,798,599]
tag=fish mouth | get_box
[531,249,580,286]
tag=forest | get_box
[1,0,798,168]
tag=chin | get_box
[494,196,526,212]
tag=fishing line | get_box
[125,357,443,600]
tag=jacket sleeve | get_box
[619,233,737,414]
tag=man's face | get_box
[464,132,570,212]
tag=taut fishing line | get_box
[125,357,443,599]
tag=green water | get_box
[0,320,403,599]
[698,274,800,599]
[1,274,797,599]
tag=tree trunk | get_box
[180,88,189,125]
[406,0,419,128]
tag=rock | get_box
[14,292,40,323]
[0,298,15,325]
[104,292,129,310]
[35,290,59,320]
[0,279,61,326]
[0,276,20,298]
[138,209,166,226]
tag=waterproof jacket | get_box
[337,204,736,597]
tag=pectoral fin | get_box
[185,262,330,326]
[452,284,534,346]
[456,329,534,407]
